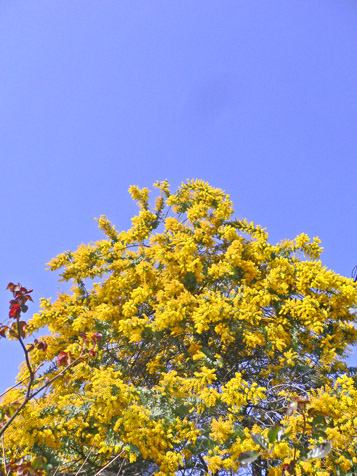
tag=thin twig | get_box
[93,450,125,476]
[0,374,31,399]
[116,454,126,476]
[1,435,8,475]
[0,353,85,438]
[16,321,35,387]
[74,445,94,476]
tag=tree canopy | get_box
[2,179,357,476]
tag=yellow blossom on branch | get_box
[2,179,357,476]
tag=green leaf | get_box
[31,456,45,470]
[268,425,280,444]
[111,385,120,396]
[182,272,197,292]
[306,442,332,460]
[251,433,268,450]
[277,428,292,442]
[312,428,327,439]
[128,443,140,455]
[174,403,189,417]
[232,266,244,281]
[312,414,327,427]
[238,450,260,464]
[233,427,246,441]
[308,408,327,418]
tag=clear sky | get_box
[1,0,357,393]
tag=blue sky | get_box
[1,0,357,392]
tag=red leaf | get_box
[34,339,48,351]
[282,460,295,474]
[56,351,70,367]
[9,303,21,319]
[91,332,103,345]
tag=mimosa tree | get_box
[2,180,357,476]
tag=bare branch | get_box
[93,450,125,476]
[74,445,95,476]
[1,435,8,476]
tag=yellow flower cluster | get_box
[2,179,357,476]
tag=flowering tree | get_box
[2,179,357,476]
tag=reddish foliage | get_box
[92,332,103,346]
[9,303,21,319]
[34,339,48,351]
[56,351,71,367]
